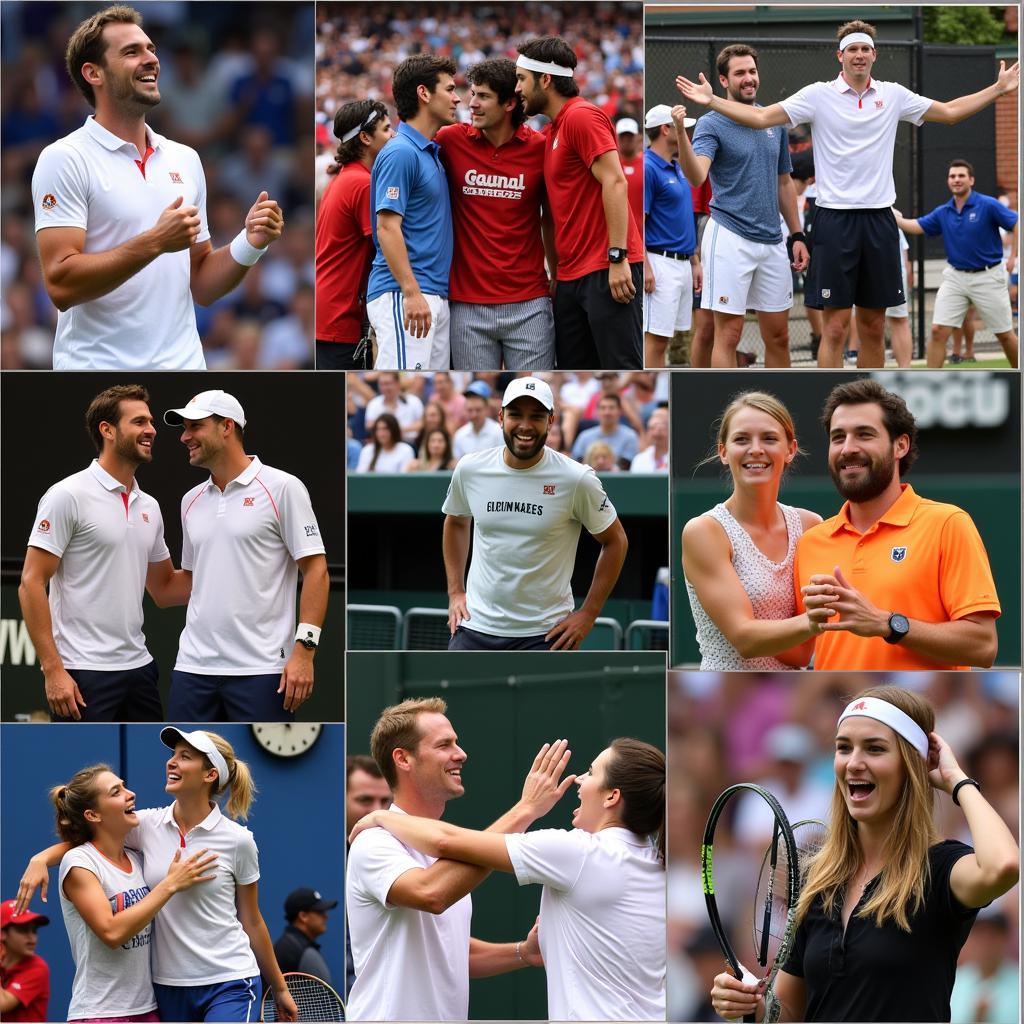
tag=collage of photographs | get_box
[0,1,1020,1023]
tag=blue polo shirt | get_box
[643,150,697,254]
[368,122,453,301]
[916,191,1018,271]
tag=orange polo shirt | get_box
[794,484,1000,671]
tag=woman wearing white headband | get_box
[17,729,299,1023]
[710,685,1019,1022]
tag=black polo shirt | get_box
[273,924,332,984]
[783,840,979,1022]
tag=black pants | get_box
[52,660,162,722]
[316,340,363,370]
[554,263,643,369]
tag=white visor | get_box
[516,54,575,78]
[837,697,928,758]
[839,32,876,51]
[160,727,231,789]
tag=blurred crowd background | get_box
[667,671,1021,1023]
[1,1,315,369]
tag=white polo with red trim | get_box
[176,456,325,674]
[32,115,210,370]
[779,76,932,208]
[27,460,170,671]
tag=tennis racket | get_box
[701,784,825,1023]
[261,972,345,1021]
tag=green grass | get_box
[909,356,1014,369]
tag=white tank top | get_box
[685,502,804,670]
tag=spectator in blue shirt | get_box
[571,393,639,469]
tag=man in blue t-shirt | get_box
[367,55,458,370]
[895,159,1019,368]
[675,44,809,368]
[571,393,639,468]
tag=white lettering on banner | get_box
[462,168,526,200]
[1,619,36,665]
[873,371,1010,429]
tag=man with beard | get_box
[163,390,329,720]
[795,379,1000,670]
[19,385,190,720]
[442,377,628,650]
[32,6,284,369]
[674,44,808,368]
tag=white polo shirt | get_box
[27,460,170,671]
[505,827,666,1021]
[32,116,209,370]
[452,418,503,461]
[176,456,325,675]
[346,804,472,1021]
[364,393,425,443]
[442,446,618,636]
[127,803,260,985]
[58,844,157,1021]
[780,76,932,208]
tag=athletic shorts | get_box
[700,219,792,314]
[315,340,363,369]
[449,296,555,370]
[448,625,555,651]
[368,291,450,370]
[643,251,693,336]
[154,978,261,1023]
[804,206,903,309]
[886,259,910,319]
[932,263,1014,333]
[169,671,293,723]
[554,264,643,369]
[53,661,162,723]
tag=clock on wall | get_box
[251,723,323,757]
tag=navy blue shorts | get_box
[53,661,162,722]
[154,977,261,1022]
[448,626,554,651]
[169,671,293,722]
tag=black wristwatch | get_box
[884,612,910,644]
[607,247,628,264]
[951,777,981,806]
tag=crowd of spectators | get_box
[666,672,1021,1023]
[1,2,315,368]
[347,371,669,474]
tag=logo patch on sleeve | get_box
[386,186,400,200]
[37,519,51,533]
[41,193,57,210]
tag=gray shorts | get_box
[448,625,554,651]
[449,296,555,370]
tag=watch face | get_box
[251,723,322,757]
[892,614,910,633]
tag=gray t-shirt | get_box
[692,108,792,244]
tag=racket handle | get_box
[725,967,761,1024]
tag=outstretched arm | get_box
[923,60,1019,124]
[891,209,925,235]
[675,73,789,129]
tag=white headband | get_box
[837,697,928,758]
[839,33,876,51]
[340,108,382,144]
[516,54,575,78]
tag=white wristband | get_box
[295,623,322,646]
[230,229,267,267]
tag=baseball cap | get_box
[502,377,554,411]
[615,117,639,135]
[160,727,229,789]
[164,390,247,428]
[464,380,492,400]
[1,900,49,930]
[284,887,338,921]
[645,104,696,130]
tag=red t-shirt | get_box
[543,98,644,281]
[436,122,549,304]
[691,176,713,216]
[621,153,644,230]
[1,954,50,1022]
[315,161,374,344]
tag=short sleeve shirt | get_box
[783,841,978,1023]
[442,446,618,635]
[0,955,49,1023]
[644,150,697,253]
[916,191,1019,270]
[780,77,932,208]
[28,461,170,670]
[794,484,1000,670]
[368,123,452,301]
[622,153,645,230]
[32,116,208,369]
[452,418,503,461]
[571,423,639,464]
[692,109,792,243]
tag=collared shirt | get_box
[273,925,332,983]
[436,121,549,303]
[177,456,325,674]
[452,417,503,461]
[643,149,697,253]
[368,121,453,301]
[916,190,1019,270]
[780,76,932,208]
[32,116,208,369]
[794,484,1000,670]
[27,460,170,670]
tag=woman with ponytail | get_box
[349,736,666,1021]
[710,686,1020,1023]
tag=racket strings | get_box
[264,974,345,1022]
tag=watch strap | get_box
[951,777,981,807]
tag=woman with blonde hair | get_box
[682,390,826,669]
[18,729,299,1023]
[710,685,1020,1022]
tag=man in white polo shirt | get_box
[163,390,329,722]
[19,384,191,721]
[31,6,285,369]
[677,20,1020,368]
[443,376,628,651]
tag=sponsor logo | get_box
[304,524,319,537]
[462,168,526,200]
[821,288,831,298]
[37,519,50,533]
[718,295,729,305]
[598,497,610,512]
[852,700,868,710]
[525,382,536,390]
[41,193,57,210]
[968,211,978,222]
[141,512,150,523]
[486,500,543,516]
[891,546,908,563]
[544,484,556,495]
[552,136,559,150]
[874,100,884,109]
[386,186,400,199]
[169,171,183,183]
[764,127,775,138]
[624,164,635,174]
[243,496,255,507]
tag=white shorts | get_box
[932,264,1013,334]
[700,218,793,314]
[886,261,909,319]
[368,291,451,370]
[643,251,693,337]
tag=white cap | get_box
[160,727,230,788]
[164,390,247,428]
[616,117,640,135]
[644,103,695,130]
[502,376,554,411]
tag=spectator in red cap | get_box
[0,900,50,1022]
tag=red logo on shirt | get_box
[41,193,57,210]
[852,701,868,710]
[141,512,150,523]
[544,485,556,495]
[243,496,255,506]
[169,172,183,183]
[37,519,51,533]
[874,100,884,109]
